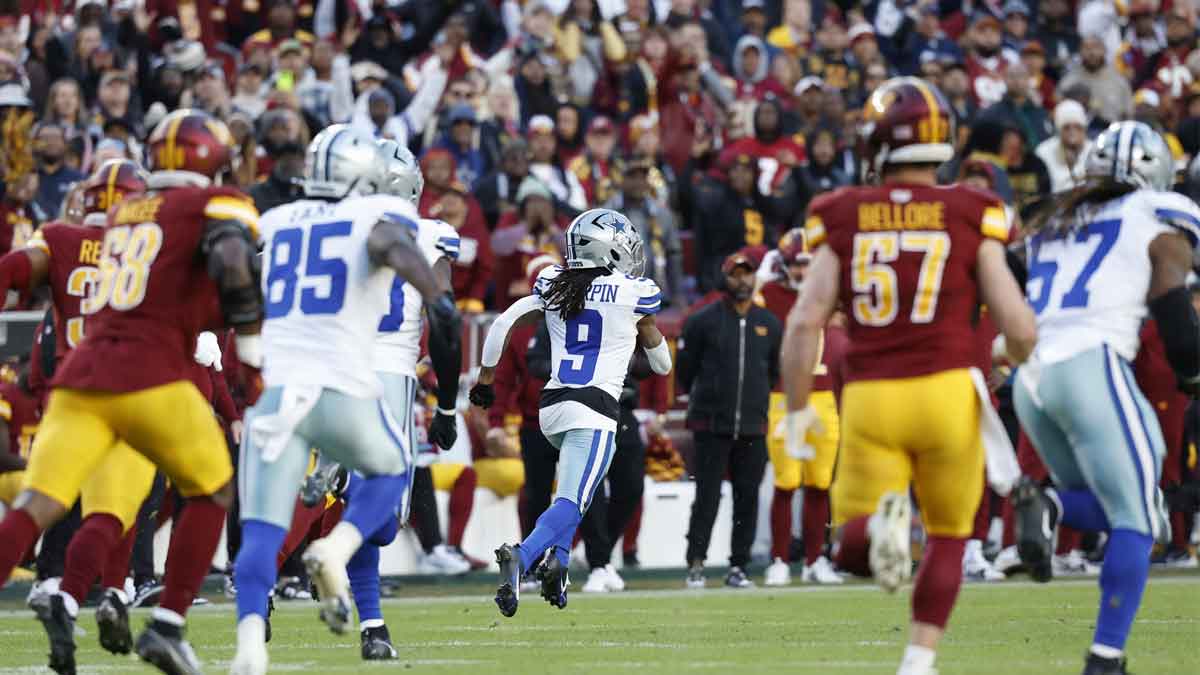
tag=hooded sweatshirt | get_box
[732,35,788,101]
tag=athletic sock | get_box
[60,513,122,608]
[160,496,226,616]
[1094,529,1152,651]
[1054,489,1110,533]
[234,520,287,621]
[833,515,871,577]
[770,488,793,561]
[802,488,831,565]
[0,509,41,584]
[911,536,966,629]
[898,644,937,674]
[341,473,409,556]
[518,497,581,571]
[347,542,382,624]
[447,467,477,549]
[102,523,138,593]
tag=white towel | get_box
[250,386,321,463]
[970,368,1021,497]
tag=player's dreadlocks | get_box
[1025,178,1137,238]
[541,267,610,320]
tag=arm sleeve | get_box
[481,294,543,368]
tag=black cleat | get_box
[537,554,569,610]
[131,579,164,608]
[31,593,76,675]
[135,620,202,675]
[494,544,522,617]
[96,589,133,655]
[1013,477,1057,583]
[360,624,399,660]
[1082,652,1128,674]
[265,594,274,643]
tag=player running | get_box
[0,159,161,669]
[1011,121,1200,675]
[230,125,461,675]
[469,208,672,616]
[342,137,462,660]
[0,110,264,675]
[781,78,1036,675]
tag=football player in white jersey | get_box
[230,125,461,675]
[469,208,673,616]
[1010,121,1200,675]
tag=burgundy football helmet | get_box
[860,77,955,181]
[147,109,235,179]
[82,159,148,218]
[777,227,811,265]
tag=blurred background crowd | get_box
[0,0,1198,315]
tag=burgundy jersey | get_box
[0,381,38,458]
[28,222,104,363]
[54,184,258,393]
[759,279,846,394]
[807,183,1008,383]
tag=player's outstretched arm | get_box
[0,247,50,308]
[367,218,444,303]
[426,258,462,450]
[471,295,543,408]
[978,238,1037,364]
[1147,231,1200,388]
[636,314,672,375]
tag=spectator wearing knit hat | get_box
[1035,100,1093,194]
[490,176,566,310]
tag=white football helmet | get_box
[377,138,424,206]
[564,208,645,276]
[303,124,387,199]
[1085,121,1175,192]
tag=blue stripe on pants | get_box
[1102,346,1155,537]
[575,430,602,507]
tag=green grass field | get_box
[0,576,1196,674]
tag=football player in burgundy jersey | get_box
[781,78,1036,675]
[0,110,263,675]
[0,159,164,664]
[759,228,848,587]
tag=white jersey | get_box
[259,194,421,397]
[374,218,460,376]
[1026,190,1200,365]
[532,265,661,436]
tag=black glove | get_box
[428,409,458,450]
[469,382,495,409]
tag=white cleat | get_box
[602,564,626,592]
[581,567,610,593]
[302,539,353,634]
[992,545,1022,574]
[418,544,471,576]
[869,492,913,593]
[230,615,269,675]
[962,541,1005,582]
[26,576,60,608]
[1053,550,1099,576]
[802,555,844,584]
[764,557,792,587]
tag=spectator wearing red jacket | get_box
[490,177,566,310]
[722,97,806,197]
[434,181,493,314]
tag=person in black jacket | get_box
[247,141,305,214]
[678,248,781,589]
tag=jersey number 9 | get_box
[559,309,603,385]
[84,223,164,315]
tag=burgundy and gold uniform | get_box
[0,380,38,505]
[808,181,1008,538]
[761,278,846,492]
[25,113,258,513]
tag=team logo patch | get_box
[755,325,768,337]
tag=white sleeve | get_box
[330,55,355,124]
[481,294,544,368]
[401,59,449,141]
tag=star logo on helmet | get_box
[610,219,626,233]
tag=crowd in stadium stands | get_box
[0,0,1199,593]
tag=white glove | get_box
[194,331,223,371]
[778,406,823,460]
